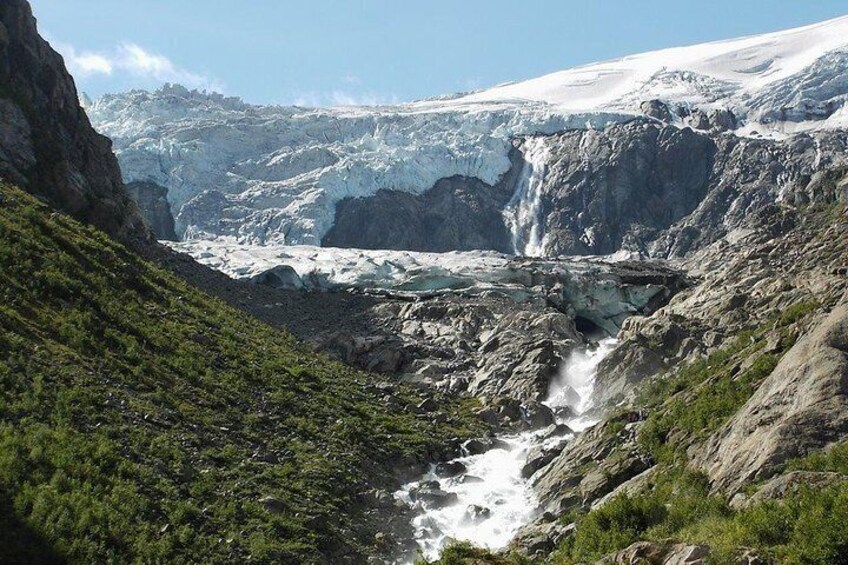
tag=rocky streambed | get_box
[163,242,688,561]
[394,339,617,563]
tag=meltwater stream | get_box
[503,137,551,257]
[395,338,617,562]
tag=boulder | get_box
[250,265,304,291]
[434,461,467,479]
[640,99,673,122]
[600,541,710,565]
[694,304,848,495]
[463,504,491,523]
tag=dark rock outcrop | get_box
[320,119,848,262]
[125,180,177,240]
[0,0,149,242]
[296,258,685,405]
[323,148,524,252]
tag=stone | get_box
[434,461,467,478]
[640,99,673,122]
[737,471,846,509]
[409,482,459,507]
[250,265,304,291]
[693,304,848,494]
[521,440,567,479]
[258,496,287,515]
[463,504,491,523]
[0,1,150,243]
[125,181,178,240]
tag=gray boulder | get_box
[694,304,848,495]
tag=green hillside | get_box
[0,182,480,564]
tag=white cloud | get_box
[50,38,222,92]
[292,89,398,108]
[74,52,114,75]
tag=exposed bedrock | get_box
[126,181,178,240]
[537,121,716,256]
[321,119,848,259]
[0,0,150,243]
[295,260,685,407]
[322,147,523,252]
[693,303,848,495]
[187,247,689,409]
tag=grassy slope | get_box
[0,183,481,564]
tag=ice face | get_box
[87,16,848,250]
[88,91,628,245]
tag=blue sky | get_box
[29,0,848,106]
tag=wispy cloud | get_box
[291,83,398,108]
[50,39,222,92]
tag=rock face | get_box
[507,122,847,258]
[85,17,848,247]
[594,202,848,408]
[168,242,686,404]
[732,471,846,510]
[322,148,523,252]
[599,542,710,565]
[125,181,178,240]
[0,0,149,243]
[693,304,848,495]
[531,417,651,516]
[308,120,846,260]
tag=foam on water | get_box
[503,137,551,257]
[395,338,617,562]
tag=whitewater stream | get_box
[395,338,617,562]
[503,137,551,257]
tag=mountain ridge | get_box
[85,14,848,249]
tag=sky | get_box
[29,0,848,107]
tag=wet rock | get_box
[521,401,555,429]
[434,461,467,478]
[463,504,491,523]
[409,481,459,507]
[462,437,509,455]
[538,422,574,441]
[532,419,650,515]
[521,440,568,479]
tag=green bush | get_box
[559,494,667,562]
[0,183,483,564]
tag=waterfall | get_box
[503,137,551,257]
[394,338,617,563]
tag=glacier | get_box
[85,15,848,247]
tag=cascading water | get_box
[394,337,617,563]
[503,137,551,257]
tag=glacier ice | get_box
[85,16,848,249]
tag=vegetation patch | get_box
[0,183,483,564]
